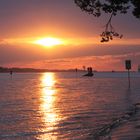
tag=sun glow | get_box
[33,37,63,47]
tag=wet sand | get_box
[111,110,140,140]
[93,104,140,140]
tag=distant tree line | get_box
[0,67,85,73]
[0,67,42,73]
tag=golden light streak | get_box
[39,73,59,139]
[41,73,58,125]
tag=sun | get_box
[33,37,63,47]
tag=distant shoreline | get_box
[0,66,139,73]
[0,67,84,73]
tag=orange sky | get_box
[0,0,140,71]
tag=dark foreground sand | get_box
[94,104,140,140]
[111,111,140,140]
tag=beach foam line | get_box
[92,103,140,140]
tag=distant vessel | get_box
[83,67,94,77]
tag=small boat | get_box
[83,67,94,77]
[83,73,93,77]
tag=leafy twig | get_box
[100,13,123,43]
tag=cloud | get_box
[0,43,140,62]
[4,51,139,71]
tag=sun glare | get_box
[33,37,63,47]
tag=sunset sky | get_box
[0,0,140,71]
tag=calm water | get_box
[0,72,140,140]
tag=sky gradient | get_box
[0,0,140,71]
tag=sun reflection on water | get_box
[39,73,59,139]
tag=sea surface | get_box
[0,72,140,140]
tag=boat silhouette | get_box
[83,67,94,77]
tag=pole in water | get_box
[75,68,78,78]
[125,60,131,88]
[128,69,130,88]
[10,70,13,78]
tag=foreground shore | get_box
[93,103,140,140]
[111,109,140,140]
